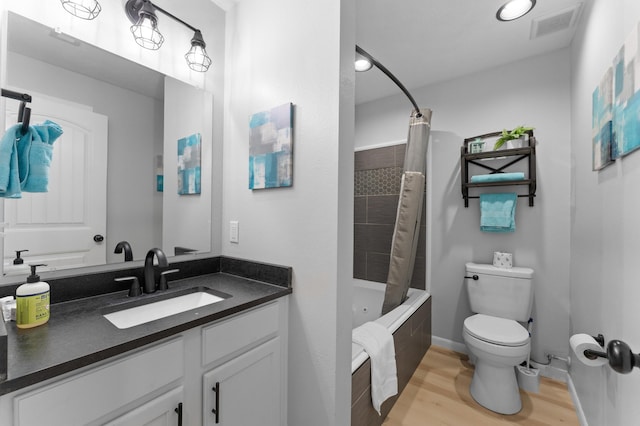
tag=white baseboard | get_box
[567,374,588,426]
[431,336,568,382]
[431,336,468,354]
[529,360,568,383]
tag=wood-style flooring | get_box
[383,345,579,425]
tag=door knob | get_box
[93,234,104,242]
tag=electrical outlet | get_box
[230,221,239,243]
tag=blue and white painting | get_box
[592,67,614,170]
[612,22,640,158]
[177,133,201,195]
[249,103,293,189]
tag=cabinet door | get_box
[104,387,183,426]
[203,338,281,426]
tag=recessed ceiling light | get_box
[496,0,536,21]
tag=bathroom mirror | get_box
[0,11,217,278]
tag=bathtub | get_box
[351,279,432,425]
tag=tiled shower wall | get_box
[354,144,426,290]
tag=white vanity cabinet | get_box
[104,386,185,426]
[0,298,288,426]
[201,302,284,425]
[10,338,184,426]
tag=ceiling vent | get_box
[530,3,582,39]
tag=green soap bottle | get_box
[16,264,50,329]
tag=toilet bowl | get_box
[463,313,530,414]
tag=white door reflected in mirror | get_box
[4,95,108,275]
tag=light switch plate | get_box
[230,221,239,243]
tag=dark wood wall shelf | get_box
[461,130,536,207]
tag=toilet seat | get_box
[464,314,529,347]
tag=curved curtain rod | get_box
[355,45,422,117]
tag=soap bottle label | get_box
[16,291,50,327]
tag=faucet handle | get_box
[158,269,180,291]
[116,276,142,297]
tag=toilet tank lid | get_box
[465,262,533,278]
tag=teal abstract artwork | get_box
[248,103,293,189]
[612,22,640,158]
[177,133,201,195]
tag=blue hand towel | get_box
[0,124,23,198]
[470,172,525,183]
[18,120,63,193]
[480,193,517,233]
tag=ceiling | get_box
[354,0,584,105]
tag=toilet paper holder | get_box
[583,334,640,375]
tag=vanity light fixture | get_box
[60,0,102,20]
[185,30,212,72]
[129,0,164,50]
[355,45,422,117]
[496,0,536,21]
[125,0,212,72]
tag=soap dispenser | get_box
[16,264,50,329]
[13,249,28,265]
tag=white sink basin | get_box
[104,291,224,329]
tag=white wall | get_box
[570,1,640,424]
[356,48,572,364]
[221,0,354,424]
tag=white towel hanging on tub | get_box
[352,321,398,414]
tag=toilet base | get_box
[469,361,522,415]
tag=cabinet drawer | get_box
[202,302,279,365]
[14,338,183,426]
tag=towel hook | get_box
[1,88,32,134]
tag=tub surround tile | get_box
[367,195,399,225]
[366,224,395,253]
[355,146,396,171]
[354,252,367,280]
[353,144,426,290]
[366,253,390,283]
[354,196,367,224]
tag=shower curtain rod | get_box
[355,45,422,117]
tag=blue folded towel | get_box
[19,120,63,193]
[471,172,525,183]
[0,120,63,198]
[480,193,517,233]
[0,124,23,198]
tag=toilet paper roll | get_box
[570,334,608,367]
[493,251,513,268]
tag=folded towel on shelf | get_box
[352,321,398,415]
[0,124,23,198]
[470,172,525,183]
[480,192,517,233]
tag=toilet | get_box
[462,262,534,415]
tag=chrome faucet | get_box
[143,248,168,293]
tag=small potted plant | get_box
[493,126,534,150]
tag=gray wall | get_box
[355,48,572,363]
[570,1,640,424]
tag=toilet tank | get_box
[465,262,534,322]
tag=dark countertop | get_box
[0,271,291,396]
